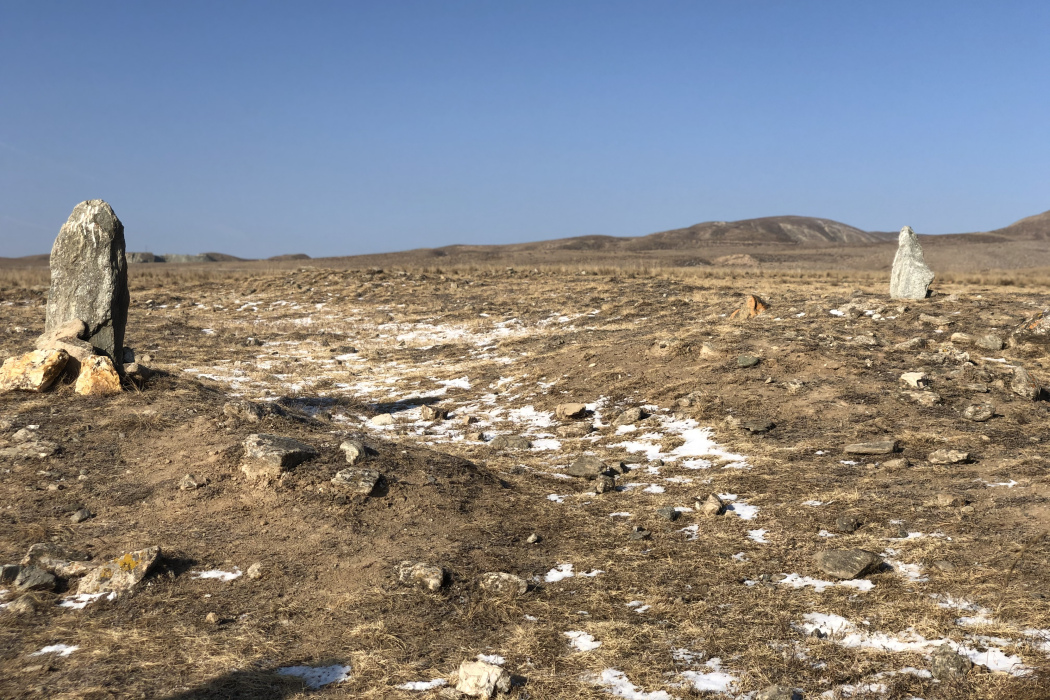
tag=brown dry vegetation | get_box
[1,263,1050,699]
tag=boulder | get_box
[479,572,528,597]
[76,546,161,595]
[566,454,606,478]
[455,660,512,698]
[242,434,318,469]
[1011,367,1041,400]
[555,403,588,420]
[813,549,881,579]
[396,561,444,591]
[331,468,381,495]
[74,355,122,396]
[45,200,129,364]
[889,226,935,300]
[698,493,724,516]
[14,565,55,592]
[962,403,995,422]
[0,349,69,392]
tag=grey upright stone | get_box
[45,200,129,364]
[889,226,935,300]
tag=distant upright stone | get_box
[889,226,934,300]
[45,200,129,364]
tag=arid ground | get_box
[2,263,1049,699]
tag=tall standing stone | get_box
[45,200,129,364]
[889,226,934,300]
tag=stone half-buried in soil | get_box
[76,546,161,596]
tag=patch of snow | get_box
[609,512,632,518]
[803,500,824,506]
[191,568,242,582]
[818,530,836,538]
[477,654,505,665]
[58,592,112,609]
[565,630,602,651]
[397,679,447,691]
[680,658,738,693]
[589,668,672,700]
[732,552,748,561]
[31,644,78,657]
[547,494,567,503]
[531,438,562,450]
[642,484,665,494]
[545,564,574,583]
[748,529,768,544]
[276,664,352,689]
[678,524,699,541]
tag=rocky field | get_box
[1,265,1049,699]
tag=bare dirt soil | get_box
[2,265,1050,699]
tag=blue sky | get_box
[2,1,1048,258]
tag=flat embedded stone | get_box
[76,546,161,595]
[843,440,899,455]
[813,549,880,579]
[242,434,318,469]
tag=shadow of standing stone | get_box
[45,200,129,365]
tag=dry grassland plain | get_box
[1,261,1049,700]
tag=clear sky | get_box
[2,1,1048,258]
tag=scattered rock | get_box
[21,543,93,577]
[932,560,956,572]
[77,546,161,595]
[1011,367,1041,400]
[949,332,974,345]
[370,413,395,426]
[919,313,953,326]
[205,612,220,624]
[835,515,861,533]
[69,508,93,524]
[698,493,724,516]
[331,468,381,495]
[756,686,799,700]
[420,405,449,421]
[242,434,319,469]
[222,400,286,423]
[1011,309,1050,347]
[455,659,512,698]
[729,294,768,320]
[339,439,365,464]
[246,563,264,580]
[595,474,616,494]
[900,372,929,389]
[34,319,95,375]
[526,534,541,544]
[396,561,444,592]
[612,407,645,426]
[123,363,152,384]
[566,454,606,478]
[892,337,927,351]
[630,526,651,540]
[1,564,20,584]
[14,566,55,592]
[180,474,206,490]
[555,403,588,420]
[813,549,881,579]
[901,390,942,407]
[656,506,680,521]
[45,200,129,364]
[962,403,995,422]
[931,644,972,680]
[881,457,910,469]
[975,334,1004,351]
[741,419,775,434]
[928,449,970,465]
[74,355,122,396]
[489,435,531,450]
[0,349,69,393]
[556,422,593,438]
[889,226,935,300]
[6,596,39,615]
[843,440,899,455]
[933,492,965,508]
[479,572,528,597]
[737,355,761,368]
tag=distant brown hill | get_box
[992,209,1050,240]
[635,216,885,248]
